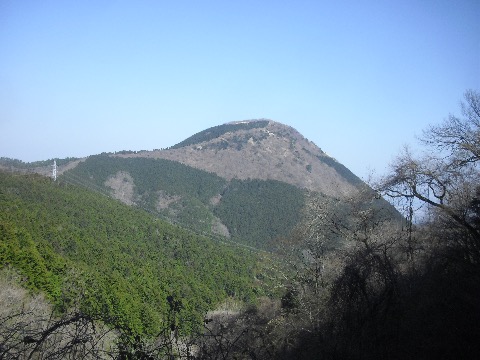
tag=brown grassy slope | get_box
[117,120,359,198]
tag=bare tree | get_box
[379,90,480,251]
[0,269,116,360]
[422,89,480,167]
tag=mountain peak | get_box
[118,120,362,197]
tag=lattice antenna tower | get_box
[52,160,57,181]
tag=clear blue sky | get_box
[1,0,479,179]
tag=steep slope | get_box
[121,120,362,198]
[0,171,261,335]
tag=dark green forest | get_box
[214,179,306,249]
[63,155,226,234]
[64,155,226,203]
[63,155,307,249]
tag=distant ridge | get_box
[170,119,270,149]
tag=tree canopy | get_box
[0,171,262,335]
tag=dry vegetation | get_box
[119,120,359,198]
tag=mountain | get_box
[1,120,369,249]
[119,119,362,197]
[0,120,400,353]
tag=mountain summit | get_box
[119,120,361,198]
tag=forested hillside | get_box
[62,155,226,233]
[0,171,261,335]
[214,179,306,248]
[62,155,307,248]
